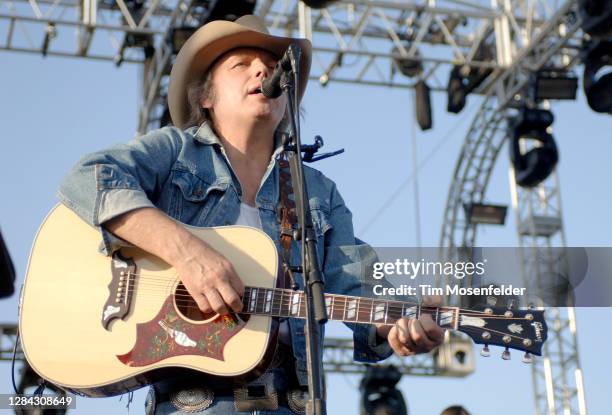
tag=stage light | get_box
[579,0,612,38]
[360,365,407,415]
[415,80,433,131]
[170,26,197,54]
[392,47,423,78]
[441,405,471,415]
[41,23,57,57]
[0,230,15,298]
[203,0,257,22]
[447,66,467,113]
[302,0,338,8]
[168,1,256,54]
[534,70,578,101]
[446,45,494,114]
[463,203,508,225]
[583,40,612,114]
[509,108,559,188]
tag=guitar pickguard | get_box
[117,296,245,366]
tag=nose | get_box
[254,59,272,80]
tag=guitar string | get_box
[115,271,531,317]
[111,287,534,321]
[115,279,533,319]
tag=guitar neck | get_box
[241,286,459,330]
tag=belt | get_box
[150,344,306,413]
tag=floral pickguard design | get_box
[117,296,244,366]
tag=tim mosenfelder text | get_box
[372,284,527,297]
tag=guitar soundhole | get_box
[173,282,250,323]
[174,282,215,321]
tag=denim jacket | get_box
[58,123,392,385]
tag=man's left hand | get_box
[375,296,445,356]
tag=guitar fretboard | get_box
[241,286,458,329]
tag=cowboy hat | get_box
[168,15,312,129]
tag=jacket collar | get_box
[192,121,286,156]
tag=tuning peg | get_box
[480,345,490,357]
[522,352,533,364]
[501,347,511,360]
[486,296,497,306]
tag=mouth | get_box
[248,86,263,95]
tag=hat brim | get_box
[168,19,312,129]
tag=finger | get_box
[419,314,445,344]
[217,282,243,312]
[409,319,435,351]
[395,318,417,350]
[193,293,212,314]
[204,288,228,315]
[227,266,245,298]
[388,325,415,356]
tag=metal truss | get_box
[438,1,587,413]
[439,0,582,254]
[509,171,586,415]
[0,0,584,131]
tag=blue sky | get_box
[1,50,611,414]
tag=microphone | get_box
[261,44,299,98]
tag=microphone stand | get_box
[278,44,327,415]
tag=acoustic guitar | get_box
[19,204,547,397]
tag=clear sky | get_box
[1,48,611,415]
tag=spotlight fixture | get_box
[360,365,407,415]
[415,80,433,131]
[41,23,57,57]
[203,0,257,22]
[579,0,612,38]
[441,405,471,415]
[168,1,256,55]
[463,203,508,225]
[170,26,197,54]
[392,47,423,78]
[302,0,338,8]
[446,45,494,114]
[509,108,559,187]
[447,66,467,113]
[534,70,578,101]
[583,40,612,114]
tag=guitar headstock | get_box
[456,306,547,361]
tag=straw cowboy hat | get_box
[168,15,312,129]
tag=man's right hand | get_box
[173,235,245,316]
[104,207,245,316]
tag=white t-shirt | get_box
[235,203,291,345]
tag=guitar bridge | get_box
[101,251,136,330]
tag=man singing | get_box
[59,15,444,414]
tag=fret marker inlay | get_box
[347,299,357,319]
[374,303,386,321]
[291,293,300,315]
[249,288,257,312]
[265,290,272,313]
[404,306,417,319]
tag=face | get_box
[201,47,288,131]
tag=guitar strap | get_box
[278,159,298,290]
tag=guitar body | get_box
[19,204,279,397]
